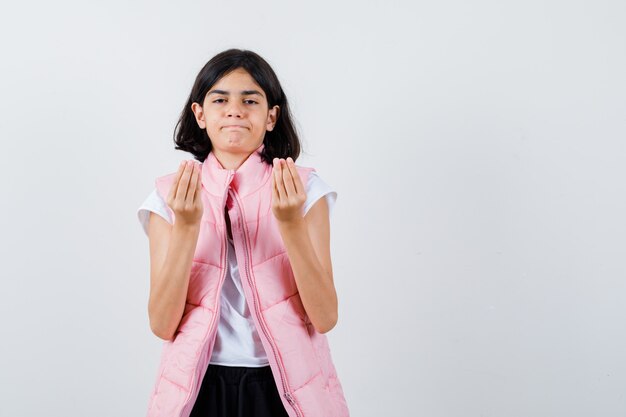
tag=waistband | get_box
[206,364,274,385]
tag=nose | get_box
[226,100,245,118]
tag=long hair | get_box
[173,48,301,164]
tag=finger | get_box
[286,157,304,195]
[273,158,286,201]
[271,166,280,204]
[195,163,203,197]
[167,160,188,203]
[186,163,199,203]
[281,161,298,197]
[176,161,194,201]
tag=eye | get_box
[244,100,258,104]
[213,98,225,103]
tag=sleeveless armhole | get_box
[303,170,337,218]
[136,189,173,237]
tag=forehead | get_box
[212,68,262,90]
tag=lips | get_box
[223,125,247,129]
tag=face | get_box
[191,68,280,154]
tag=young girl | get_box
[137,49,350,417]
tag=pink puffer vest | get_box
[146,142,350,417]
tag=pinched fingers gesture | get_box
[271,157,306,223]
[166,160,203,227]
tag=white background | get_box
[1,1,625,416]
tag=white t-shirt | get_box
[137,170,337,367]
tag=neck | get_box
[211,144,262,170]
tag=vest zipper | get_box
[179,175,232,417]
[229,188,304,417]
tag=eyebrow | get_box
[207,89,264,98]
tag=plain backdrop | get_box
[0,1,625,416]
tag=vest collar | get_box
[201,142,271,197]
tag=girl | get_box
[137,49,349,417]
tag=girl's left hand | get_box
[271,157,306,224]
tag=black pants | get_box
[189,364,290,417]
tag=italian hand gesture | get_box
[166,160,203,227]
[271,157,306,224]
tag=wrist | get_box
[277,216,306,230]
[173,221,201,234]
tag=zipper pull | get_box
[284,392,295,405]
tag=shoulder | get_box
[155,170,180,198]
[136,188,173,236]
[301,167,334,195]
[297,167,338,218]
[156,171,179,182]
[292,164,314,180]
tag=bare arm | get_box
[147,160,203,341]
[271,157,338,334]
[147,215,200,340]
[277,198,337,334]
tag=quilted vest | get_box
[146,142,350,417]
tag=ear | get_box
[191,102,206,129]
[266,105,280,131]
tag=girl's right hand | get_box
[165,160,203,227]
